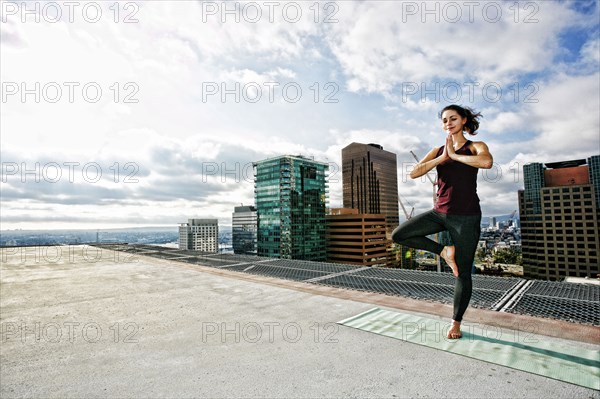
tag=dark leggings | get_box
[391,210,481,322]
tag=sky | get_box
[1,0,599,230]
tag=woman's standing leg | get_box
[445,214,481,338]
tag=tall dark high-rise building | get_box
[254,155,328,260]
[342,143,399,238]
[518,155,600,280]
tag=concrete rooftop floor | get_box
[1,245,599,398]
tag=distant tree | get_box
[492,247,522,265]
[475,247,487,262]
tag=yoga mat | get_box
[338,308,600,390]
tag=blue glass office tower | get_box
[254,155,328,260]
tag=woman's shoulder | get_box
[467,139,489,148]
[466,140,490,155]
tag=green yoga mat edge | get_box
[338,307,600,390]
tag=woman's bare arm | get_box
[410,146,448,179]
[448,140,493,169]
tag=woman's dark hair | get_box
[439,104,482,135]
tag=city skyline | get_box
[2,1,599,230]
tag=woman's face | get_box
[441,109,467,135]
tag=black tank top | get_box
[433,140,481,215]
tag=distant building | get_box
[518,156,600,280]
[342,143,400,238]
[178,219,219,253]
[342,143,402,267]
[232,205,257,255]
[254,155,328,260]
[326,208,389,267]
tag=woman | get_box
[392,104,493,339]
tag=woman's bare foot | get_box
[441,246,459,277]
[447,320,462,339]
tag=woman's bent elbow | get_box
[409,170,423,179]
[481,157,493,169]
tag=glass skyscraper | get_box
[232,205,257,255]
[254,155,328,260]
[523,163,545,214]
[588,155,600,210]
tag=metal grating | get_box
[177,256,231,266]
[317,274,454,300]
[352,268,522,292]
[506,295,600,326]
[258,259,359,274]
[149,252,189,260]
[93,244,600,325]
[521,280,600,302]
[224,259,360,282]
[177,256,248,268]
[505,281,600,325]
[223,263,329,281]
[315,273,512,309]
[190,253,274,265]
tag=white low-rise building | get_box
[179,219,219,253]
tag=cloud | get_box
[484,112,527,135]
[1,128,332,228]
[529,72,600,155]
[0,19,28,49]
[140,1,323,63]
[326,1,586,94]
[1,1,598,229]
[580,37,600,65]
